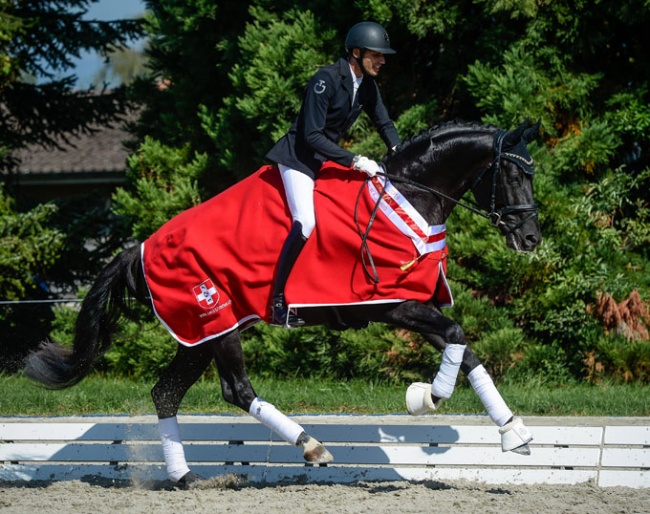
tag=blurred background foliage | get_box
[1,0,649,384]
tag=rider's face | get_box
[353,49,386,77]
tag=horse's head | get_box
[383,119,542,253]
[470,120,542,252]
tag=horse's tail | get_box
[24,245,144,389]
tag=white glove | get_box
[352,155,380,177]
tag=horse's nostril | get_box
[525,234,540,245]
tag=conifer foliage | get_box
[0,0,143,370]
[3,0,650,382]
[1,0,143,168]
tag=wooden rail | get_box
[1,415,648,487]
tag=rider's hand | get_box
[353,155,381,177]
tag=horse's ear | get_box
[503,120,529,147]
[523,118,542,143]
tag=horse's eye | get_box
[506,168,522,185]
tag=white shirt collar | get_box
[349,63,363,88]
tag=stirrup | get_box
[270,297,304,328]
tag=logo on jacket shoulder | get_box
[314,79,326,94]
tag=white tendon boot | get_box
[499,417,533,454]
[406,344,466,416]
[405,382,439,416]
[468,365,533,454]
[431,344,466,399]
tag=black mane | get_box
[391,119,496,156]
[384,120,497,176]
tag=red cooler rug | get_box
[142,163,453,346]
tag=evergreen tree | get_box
[0,183,64,371]
[0,0,143,171]
[108,0,650,382]
[457,0,650,381]
[0,0,144,370]
[93,43,149,88]
[128,0,251,191]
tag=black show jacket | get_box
[266,58,399,179]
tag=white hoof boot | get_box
[499,417,533,454]
[406,382,440,416]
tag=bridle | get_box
[467,130,538,233]
[385,130,538,232]
[355,130,538,282]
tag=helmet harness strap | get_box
[353,48,370,77]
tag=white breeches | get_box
[278,164,316,238]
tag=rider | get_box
[266,21,400,327]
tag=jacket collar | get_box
[338,57,364,105]
[338,58,355,97]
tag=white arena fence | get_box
[1,415,648,488]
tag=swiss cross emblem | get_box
[193,279,219,309]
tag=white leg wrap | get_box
[431,344,466,399]
[249,398,304,445]
[158,416,190,482]
[468,365,513,427]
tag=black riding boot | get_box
[271,221,307,327]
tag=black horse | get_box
[25,119,542,485]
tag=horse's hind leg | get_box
[151,342,214,483]
[211,330,333,464]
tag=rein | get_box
[355,131,538,283]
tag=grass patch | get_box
[2,374,649,417]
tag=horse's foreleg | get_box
[152,342,214,483]
[428,336,533,453]
[405,340,466,415]
[383,301,532,452]
[382,302,467,410]
[461,349,533,453]
[407,340,468,411]
[212,331,333,464]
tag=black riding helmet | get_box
[345,22,395,78]
[345,21,396,55]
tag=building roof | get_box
[8,121,135,201]
[14,122,132,175]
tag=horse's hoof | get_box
[509,443,531,456]
[406,382,439,416]
[302,436,334,464]
[176,471,204,488]
[499,417,533,453]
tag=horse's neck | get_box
[394,181,448,226]
[392,132,494,225]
